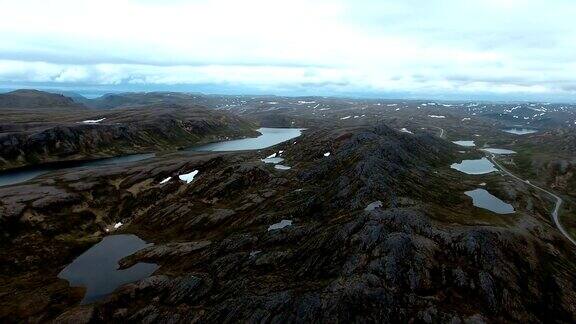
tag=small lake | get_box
[0,153,155,187]
[453,140,475,147]
[190,128,303,152]
[502,128,538,135]
[261,157,285,164]
[481,148,517,155]
[58,234,158,304]
[465,189,515,214]
[451,157,498,175]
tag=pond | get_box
[58,234,158,304]
[502,128,538,135]
[481,148,517,155]
[0,153,155,187]
[452,140,475,147]
[190,128,304,152]
[261,157,285,164]
[451,157,498,175]
[465,188,515,214]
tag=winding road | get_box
[432,126,446,138]
[434,124,575,247]
[488,154,576,247]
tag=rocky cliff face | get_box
[1,124,574,323]
[0,104,257,170]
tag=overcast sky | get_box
[0,0,575,100]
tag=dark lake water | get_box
[0,153,155,187]
[502,128,538,135]
[58,234,158,304]
[451,157,498,175]
[190,128,303,152]
[0,128,303,188]
[465,189,515,214]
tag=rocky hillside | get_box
[0,89,85,109]
[81,92,205,109]
[1,124,574,323]
[0,104,257,170]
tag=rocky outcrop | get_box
[0,104,257,170]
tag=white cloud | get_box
[0,0,575,98]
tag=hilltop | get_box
[0,89,85,109]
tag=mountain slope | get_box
[83,92,204,109]
[1,124,574,322]
[0,89,85,109]
[0,104,257,170]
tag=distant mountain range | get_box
[0,89,85,109]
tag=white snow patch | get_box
[428,115,446,119]
[179,170,199,184]
[340,116,351,120]
[462,118,471,121]
[268,220,293,231]
[274,165,291,170]
[82,118,106,124]
[160,177,172,184]
[365,201,383,211]
[114,222,123,229]
[324,152,331,157]
[400,128,413,134]
[266,153,277,159]
[249,250,262,258]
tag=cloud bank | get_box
[0,0,575,100]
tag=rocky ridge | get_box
[1,124,574,323]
